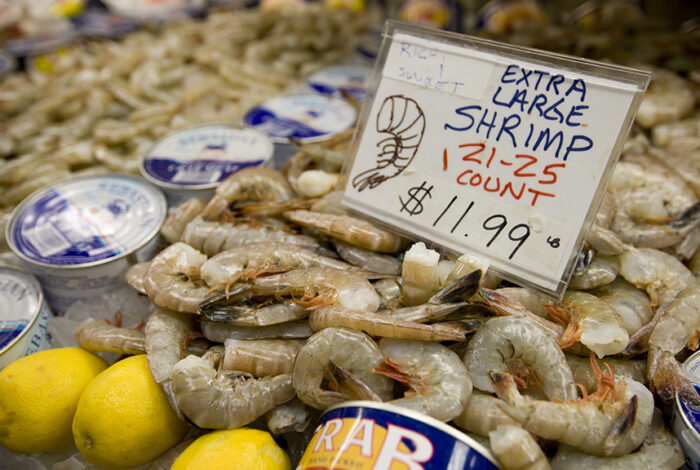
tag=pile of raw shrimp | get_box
[0,4,366,215]
[72,70,700,467]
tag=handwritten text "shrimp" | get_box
[443,142,565,207]
[445,64,593,161]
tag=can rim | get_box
[139,122,275,190]
[244,93,357,145]
[675,350,700,442]
[0,267,46,357]
[324,400,500,467]
[6,173,166,270]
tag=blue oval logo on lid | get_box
[9,175,166,267]
[0,268,43,352]
[141,125,274,189]
[243,94,356,143]
[307,65,371,103]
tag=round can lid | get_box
[307,64,371,103]
[7,174,166,268]
[0,267,43,355]
[676,350,700,439]
[243,93,357,144]
[100,0,206,21]
[141,124,274,189]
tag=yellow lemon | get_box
[0,347,107,454]
[72,354,188,469]
[172,429,291,470]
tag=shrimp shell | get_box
[172,354,295,429]
[201,318,314,342]
[125,261,149,295]
[73,319,145,355]
[283,209,405,253]
[200,166,296,220]
[221,339,304,376]
[331,239,402,276]
[453,391,519,437]
[489,425,550,470]
[160,198,206,244]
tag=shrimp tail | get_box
[621,324,653,356]
[652,354,700,407]
[603,394,638,455]
[488,370,522,404]
[669,201,700,230]
[326,360,382,402]
[428,269,481,304]
[557,316,582,350]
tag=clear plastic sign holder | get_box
[340,20,651,298]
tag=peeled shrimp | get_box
[73,319,145,355]
[376,338,472,422]
[284,209,405,253]
[172,354,295,429]
[221,339,304,376]
[181,218,321,256]
[292,327,394,410]
[160,198,206,244]
[464,316,578,401]
[200,166,296,220]
[489,424,550,470]
[143,242,210,313]
[490,365,654,457]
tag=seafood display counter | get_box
[0,1,699,469]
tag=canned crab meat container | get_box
[6,174,166,314]
[674,350,700,469]
[0,267,51,370]
[297,401,500,469]
[243,93,357,169]
[140,124,274,206]
[306,64,372,103]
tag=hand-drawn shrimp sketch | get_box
[352,95,426,192]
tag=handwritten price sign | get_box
[342,22,650,295]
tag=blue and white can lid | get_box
[8,174,166,268]
[243,93,356,144]
[0,268,44,355]
[307,64,371,103]
[4,30,78,58]
[72,11,140,39]
[141,124,274,189]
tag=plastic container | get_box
[140,124,274,207]
[674,350,700,469]
[0,267,51,370]
[6,174,167,314]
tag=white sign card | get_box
[342,21,651,297]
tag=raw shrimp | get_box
[200,297,308,326]
[292,138,346,169]
[181,218,321,256]
[201,318,314,342]
[249,267,380,312]
[464,316,578,401]
[586,192,625,256]
[569,255,618,290]
[73,319,145,355]
[490,364,654,457]
[199,241,362,290]
[548,291,628,357]
[284,210,405,253]
[647,282,700,405]
[565,354,647,393]
[221,339,304,376]
[446,253,502,289]
[292,327,394,409]
[296,170,339,198]
[550,409,684,470]
[492,287,549,318]
[453,391,519,437]
[310,305,468,341]
[143,242,210,313]
[489,424,550,470]
[401,242,441,306]
[145,309,196,416]
[591,278,653,335]
[125,261,149,295]
[618,247,695,306]
[265,399,312,435]
[160,198,206,244]
[200,167,296,220]
[332,240,402,276]
[635,69,695,129]
[172,354,295,429]
[375,338,472,422]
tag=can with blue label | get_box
[243,94,357,169]
[140,124,274,207]
[6,174,167,314]
[306,65,372,104]
[674,350,700,469]
[0,267,51,370]
[297,401,501,469]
